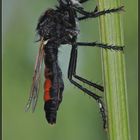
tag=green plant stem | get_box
[97,0,131,140]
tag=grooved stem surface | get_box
[97,0,131,140]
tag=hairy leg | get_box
[75,6,124,20]
[68,45,107,129]
[77,42,124,51]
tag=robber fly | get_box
[25,0,124,129]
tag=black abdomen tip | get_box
[44,100,58,124]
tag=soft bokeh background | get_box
[2,0,138,140]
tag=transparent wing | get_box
[25,38,44,112]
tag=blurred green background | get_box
[2,0,138,140]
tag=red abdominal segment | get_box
[44,66,52,101]
[44,79,52,101]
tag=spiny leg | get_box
[68,45,107,129]
[68,44,104,91]
[72,46,104,91]
[77,42,124,51]
[68,46,103,97]
[74,6,124,20]
[75,5,124,16]
[74,75,104,91]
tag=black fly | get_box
[25,0,124,129]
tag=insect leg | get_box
[75,6,124,20]
[68,45,103,91]
[68,45,107,129]
[74,75,103,91]
[68,46,102,101]
[79,0,89,3]
[77,42,124,51]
